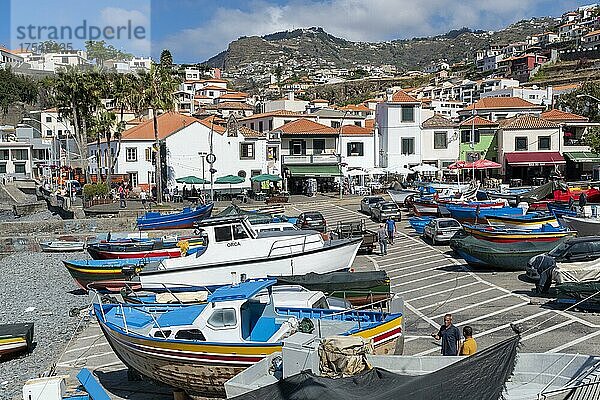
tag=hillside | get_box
[206,18,556,73]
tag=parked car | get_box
[65,180,82,196]
[371,201,402,222]
[526,236,600,281]
[360,196,386,214]
[423,218,462,245]
[295,211,327,233]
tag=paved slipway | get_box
[3,196,600,400]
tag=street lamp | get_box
[198,151,207,194]
[338,110,350,200]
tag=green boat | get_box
[450,233,568,271]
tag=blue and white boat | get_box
[93,278,404,398]
[444,204,524,223]
[408,216,434,234]
[136,203,214,230]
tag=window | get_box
[233,224,249,240]
[331,121,341,129]
[250,122,255,130]
[267,146,278,161]
[538,136,551,150]
[175,329,205,341]
[14,163,26,174]
[148,171,155,184]
[126,147,137,162]
[268,120,273,131]
[209,91,214,97]
[207,308,237,328]
[0,163,5,173]
[61,57,68,64]
[214,226,233,242]
[46,130,52,137]
[128,172,138,188]
[460,130,480,144]
[515,137,528,151]
[46,116,52,123]
[12,149,28,160]
[434,131,447,149]
[347,142,364,156]
[401,106,415,122]
[0,150,8,160]
[313,139,325,155]
[291,140,306,155]
[354,121,362,127]
[259,121,264,132]
[240,143,255,159]
[145,147,153,162]
[401,138,415,155]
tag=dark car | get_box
[360,196,386,215]
[371,201,402,222]
[526,236,600,282]
[295,212,327,233]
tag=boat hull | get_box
[63,259,162,289]
[140,238,362,288]
[88,246,187,260]
[137,203,213,230]
[485,215,560,230]
[411,200,438,216]
[387,189,418,205]
[40,241,85,252]
[96,312,402,398]
[561,216,600,237]
[463,225,576,243]
[0,323,34,359]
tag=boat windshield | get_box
[548,242,569,257]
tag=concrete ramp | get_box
[0,182,33,204]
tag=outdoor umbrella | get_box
[175,176,209,184]
[412,164,439,173]
[385,166,413,175]
[367,167,387,175]
[470,159,501,169]
[215,174,246,197]
[249,173,282,182]
[346,169,369,177]
[448,161,469,170]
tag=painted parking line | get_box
[459,302,528,326]
[55,351,117,368]
[64,341,110,354]
[407,281,482,302]
[397,275,473,295]
[547,330,600,353]
[392,264,456,280]
[380,252,444,267]
[391,270,455,286]
[430,293,514,319]
[520,320,575,342]
[417,287,497,311]
[403,301,440,330]
[386,258,452,274]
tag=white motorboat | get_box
[139,216,362,288]
[561,215,600,237]
[387,189,419,205]
[40,240,85,252]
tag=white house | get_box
[376,90,433,169]
[420,114,460,173]
[264,93,309,113]
[340,125,376,171]
[458,97,545,121]
[479,87,554,106]
[88,113,267,191]
[0,47,23,67]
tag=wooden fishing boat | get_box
[136,203,213,230]
[547,202,577,218]
[40,240,86,252]
[408,216,434,234]
[462,224,576,243]
[411,198,438,216]
[94,279,403,398]
[63,257,166,290]
[87,236,206,259]
[444,204,524,223]
[485,213,560,230]
[0,323,34,359]
[449,233,568,271]
[561,216,600,237]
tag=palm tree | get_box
[89,109,117,183]
[139,63,178,203]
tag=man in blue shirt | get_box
[432,314,460,356]
[385,218,396,244]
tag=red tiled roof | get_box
[505,152,565,166]
[499,115,560,129]
[391,90,419,103]
[339,104,371,112]
[464,97,542,110]
[215,102,253,110]
[459,116,498,127]
[423,114,456,128]
[340,125,373,135]
[238,126,265,138]
[541,109,588,122]
[552,83,581,91]
[121,112,199,141]
[239,110,310,121]
[584,29,600,37]
[198,116,226,134]
[201,85,227,91]
[312,99,329,103]
[275,118,337,135]
[219,92,249,99]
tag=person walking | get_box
[118,183,126,208]
[432,314,460,356]
[140,189,147,209]
[386,217,396,245]
[459,326,477,356]
[377,224,388,256]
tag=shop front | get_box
[504,151,565,185]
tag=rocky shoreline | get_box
[0,251,90,400]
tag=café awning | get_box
[286,165,342,177]
[504,152,565,166]
[564,152,600,163]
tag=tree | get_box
[85,40,133,65]
[556,82,600,154]
[0,67,38,115]
[160,49,173,68]
[89,110,117,183]
[44,67,105,183]
[138,64,178,203]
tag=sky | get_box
[1,0,598,63]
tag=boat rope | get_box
[520,289,600,336]
[52,301,94,374]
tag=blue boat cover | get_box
[208,279,277,303]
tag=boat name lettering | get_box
[227,241,241,247]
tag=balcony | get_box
[563,137,586,147]
[283,154,341,165]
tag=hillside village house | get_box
[457,116,499,163]
[420,114,460,175]
[458,97,546,121]
[88,113,267,193]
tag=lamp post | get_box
[338,110,349,200]
[198,151,207,194]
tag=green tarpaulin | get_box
[564,152,600,163]
[286,165,342,177]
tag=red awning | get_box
[504,152,565,166]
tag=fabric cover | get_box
[553,260,600,284]
[319,336,373,378]
[155,291,209,304]
[273,271,388,293]
[233,335,520,400]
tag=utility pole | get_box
[338,110,349,200]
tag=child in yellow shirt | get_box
[460,325,477,356]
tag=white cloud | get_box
[157,0,546,62]
[98,6,151,56]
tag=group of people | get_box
[376,218,397,256]
[433,314,477,356]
